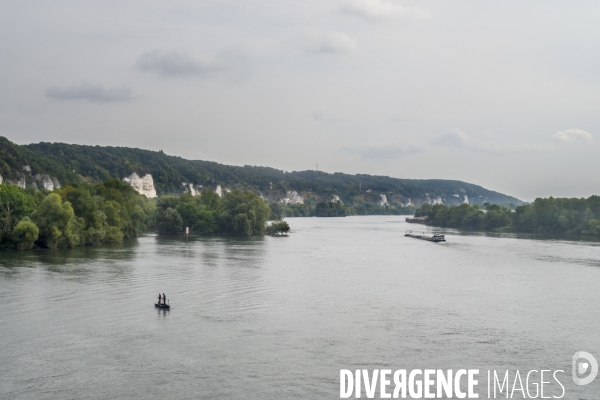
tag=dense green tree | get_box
[316,201,346,217]
[31,193,80,248]
[12,218,39,250]
[219,190,271,236]
[157,208,184,235]
[199,189,221,210]
[0,184,36,235]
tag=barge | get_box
[404,230,446,242]
[405,217,427,224]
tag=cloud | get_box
[343,145,423,160]
[340,0,428,21]
[552,128,593,143]
[434,129,553,155]
[296,31,357,54]
[45,83,133,103]
[434,128,470,147]
[312,112,339,122]
[472,141,553,155]
[136,49,228,78]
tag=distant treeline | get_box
[0,135,523,204]
[270,200,417,218]
[0,181,276,250]
[415,196,600,235]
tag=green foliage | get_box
[0,135,522,205]
[266,220,291,236]
[157,208,184,235]
[0,184,37,237]
[269,198,415,219]
[154,190,220,235]
[153,189,272,236]
[12,218,39,250]
[0,179,153,249]
[219,190,271,236]
[199,189,221,210]
[269,200,315,219]
[31,193,80,249]
[316,201,346,217]
[416,196,600,236]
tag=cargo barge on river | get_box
[404,230,446,242]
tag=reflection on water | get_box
[1,216,600,399]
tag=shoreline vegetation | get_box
[0,180,275,250]
[414,197,600,236]
[5,177,599,250]
[0,178,410,250]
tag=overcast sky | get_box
[1,0,599,201]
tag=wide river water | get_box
[1,216,599,399]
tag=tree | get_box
[265,222,277,235]
[265,220,291,236]
[31,193,80,248]
[219,190,271,236]
[157,207,183,235]
[0,184,35,235]
[316,201,346,217]
[200,189,221,211]
[12,218,39,250]
[278,221,290,235]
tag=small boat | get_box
[155,303,170,309]
[404,230,446,242]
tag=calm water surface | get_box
[1,216,599,399]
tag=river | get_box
[1,216,599,399]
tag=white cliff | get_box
[433,196,443,205]
[215,185,223,197]
[377,194,389,206]
[17,177,26,188]
[463,195,469,205]
[0,174,2,184]
[33,174,60,191]
[123,173,157,198]
[332,195,342,204]
[280,191,304,205]
[182,183,197,196]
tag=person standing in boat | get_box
[158,293,162,305]
[162,293,166,305]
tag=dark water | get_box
[1,216,599,399]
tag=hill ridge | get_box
[0,136,522,206]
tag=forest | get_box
[0,181,275,250]
[269,200,417,218]
[415,196,600,236]
[0,135,522,205]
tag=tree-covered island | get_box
[0,180,280,250]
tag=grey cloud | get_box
[296,31,357,54]
[343,145,423,160]
[434,129,553,155]
[340,0,429,21]
[552,128,593,143]
[434,129,470,147]
[45,83,133,103]
[136,49,228,78]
